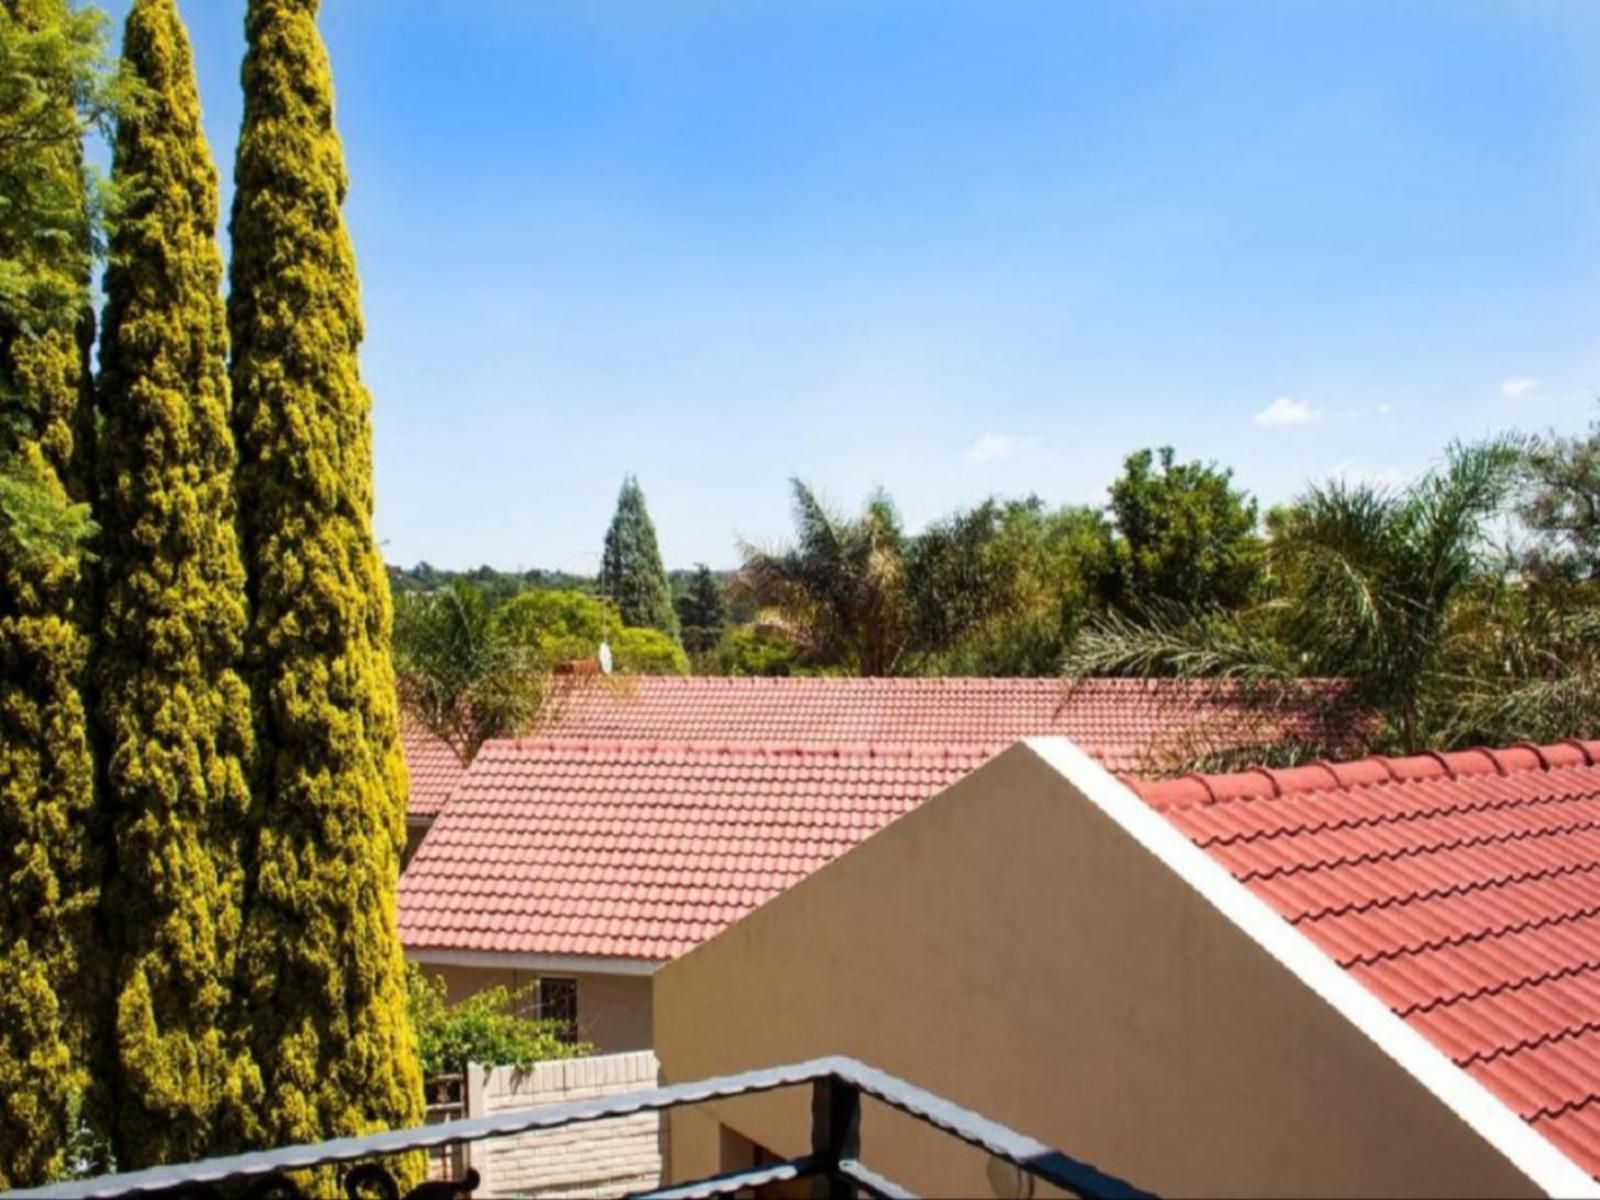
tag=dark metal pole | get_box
[810,1075,862,1200]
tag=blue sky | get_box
[98,0,1600,571]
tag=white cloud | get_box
[966,432,1025,464]
[1376,402,1393,417]
[1253,396,1322,427]
[1500,376,1539,399]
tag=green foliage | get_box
[227,0,421,1156]
[1106,446,1263,610]
[601,475,678,637]
[0,0,107,1186]
[393,581,551,764]
[492,587,688,675]
[405,966,587,1079]
[1519,412,1600,583]
[908,498,1115,675]
[1067,440,1529,755]
[714,623,804,676]
[93,0,257,1165]
[739,480,911,675]
[674,563,726,656]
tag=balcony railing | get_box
[4,1055,1152,1200]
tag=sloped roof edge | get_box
[1022,735,1600,1200]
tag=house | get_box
[652,737,1600,1198]
[397,739,991,1053]
[397,676,1360,1053]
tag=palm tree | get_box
[1066,440,1524,753]
[392,580,553,763]
[738,480,912,675]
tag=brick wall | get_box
[470,1051,666,1198]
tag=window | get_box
[536,976,578,1044]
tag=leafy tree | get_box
[714,623,804,677]
[0,0,117,1185]
[1068,441,1524,754]
[227,0,421,1156]
[393,582,550,765]
[674,563,726,655]
[93,0,256,1166]
[1519,413,1600,582]
[600,475,677,637]
[492,587,688,675]
[1106,446,1263,611]
[907,498,1115,675]
[739,480,911,675]
[405,966,587,1078]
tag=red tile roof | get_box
[536,675,1349,774]
[402,720,468,819]
[1129,740,1600,1181]
[398,739,989,962]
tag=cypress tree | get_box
[0,0,103,1185]
[95,0,256,1165]
[227,0,422,1152]
[600,475,678,637]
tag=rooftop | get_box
[1128,739,1600,1181]
[398,738,991,961]
[401,719,468,818]
[535,674,1353,773]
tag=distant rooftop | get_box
[533,674,1353,774]
[401,718,468,819]
[1129,739,1600,1181]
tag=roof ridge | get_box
[1133,739,1600,810]
[482,736,1005,760]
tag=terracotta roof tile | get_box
[402,720,467,818]
[399,739,988,964]
[1129,740,1600,1180]
[533,676,1353,774]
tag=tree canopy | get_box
[600,475,677,637]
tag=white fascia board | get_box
[405,946,663,978]
[1022,735,1600,1200]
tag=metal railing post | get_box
[810,1074,862,1200]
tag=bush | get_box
[405,966,589,1078]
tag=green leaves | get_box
[406,966,587,1079]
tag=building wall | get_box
[654,743,1548,1199]
[416,960,654,1055]
[470,1051,665,1198]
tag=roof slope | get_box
[402,720,467,818]
[1130,740,1600,1182]
[536,675,1348,774]
[398,739,989,961]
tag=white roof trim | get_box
[1022,735,1600,1200]
[405,947,662,977]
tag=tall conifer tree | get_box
[227,0,421,1151]
[96,0,256,1165]
[0,0,106,1185]
[601,475,678,637]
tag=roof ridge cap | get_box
[487,736,1003,760]
[1128,738,1600,807]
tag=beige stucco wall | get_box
[654,742,1548,1199]
[416,961,654,1055]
